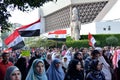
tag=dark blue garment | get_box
[46,58,65,80]
[84,57,97,75]
[84,57,92,74]
[86,71,105,80]
[83,53,89,60]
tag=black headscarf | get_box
[67,59,80,76]
[74,52,82,60]
[15,57,27,80]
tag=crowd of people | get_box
[0,44,120,80]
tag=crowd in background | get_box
[0,44,120,80]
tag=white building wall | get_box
[96,21,120,34]
[81,23,96,35]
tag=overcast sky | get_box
[9,8,39,25]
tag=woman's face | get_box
[36,62,44,74]
[10,70,21,80]
[77,54,83,60]
[76,62,81,71]
[55,62,61,68]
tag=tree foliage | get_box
[106,36,118,46]
[0,0,54,32]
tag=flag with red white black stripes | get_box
[4,30,25,50]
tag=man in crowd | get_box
[0,52,13,80]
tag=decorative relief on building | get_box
[73,1,108,24]
[45,7,70,32]
[45,1,108,32]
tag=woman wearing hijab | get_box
[74,52,84,69]
[86,59,105,80]
[74,52,84,77]
[46,58,65,80]
[64,59,84,80]
[4,66,21,80]
[26,59,47,80]
[46,53,52,65]
[62,56,69,73]
[15,57,27,80]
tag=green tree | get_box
[0,0,55,32]
[106,36,118,46]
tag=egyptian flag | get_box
[88,33,96,47]
[4,30,25,50]
[48,30,67,41]
[17,19,41,37]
